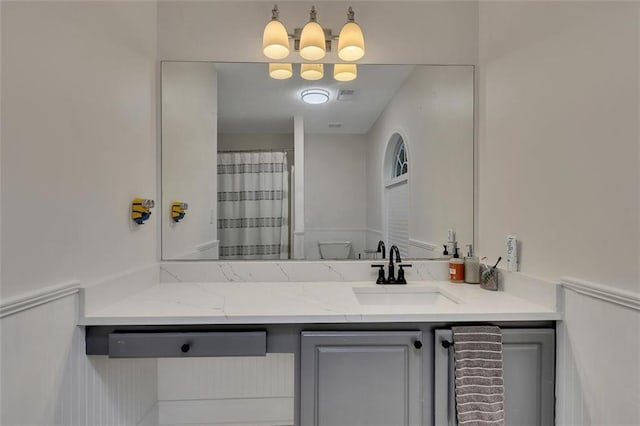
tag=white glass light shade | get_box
[269,63,293,79]
[263,19,290,60]
[301,89,330,105]
[300,63,324,80]
[299,21,326,61]
[338,22,365,61]
[333,64,357,82]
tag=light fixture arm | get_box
[309,6,317,22]
[347,6,355,22]
[271,4,279,20]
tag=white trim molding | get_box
[0,281,80,318]
[196,239,218,252]
[366,228,383,236]
[305,227,368,233]
[385,174,408,189]
[561,277,640,311]
[408,238,439,251]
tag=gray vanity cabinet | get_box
[434,328,555,426]
[300,331,423,426]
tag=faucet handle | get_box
[371,264,387,284]
[396,264,412,284]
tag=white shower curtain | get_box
[217,151,289,260]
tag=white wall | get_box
[365,66,474,257]
[162,62,218,260]
[477,1,639,291]
[1,2,159,424]
[477,2,640,424]
[218,133,293,153]
[304,133,367,259]
[158,1,478,65]
[557,287,640,426]
[2,1,158,298]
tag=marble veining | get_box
[159,260,449,284]
[81,280,560,326]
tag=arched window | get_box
[383,132,409,258]
[392,139,408,178]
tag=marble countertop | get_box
[80,280,560,326]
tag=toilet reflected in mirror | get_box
[318,241,353,260]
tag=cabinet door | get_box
[301,331,423,426]
[434,328,555,426]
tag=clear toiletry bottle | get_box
[464,244,480,284]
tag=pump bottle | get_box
[449,247,465,283]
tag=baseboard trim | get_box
[305,227,368,233]
[562,277,640,311]
[0,281,80,318]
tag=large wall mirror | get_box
[161,62,473,261]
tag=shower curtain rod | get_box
[218,148,294,153]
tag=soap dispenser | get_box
[464,244,480,284]
[449,247,465,283]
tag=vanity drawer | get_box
[108,331,266,358]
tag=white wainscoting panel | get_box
[158,398,293,426]
[1,293,158,425]
[557,278,640,425]
[158,354,294,426]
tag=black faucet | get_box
[371,245,411,284]
[388,245,401,283]
[376,240,386,259]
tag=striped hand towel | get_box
[452,326,505,426]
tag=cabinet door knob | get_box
[180,343,190,353]
[413,340,423,349]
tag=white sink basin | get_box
[352,287,460,306]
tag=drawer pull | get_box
[107,331,266,358]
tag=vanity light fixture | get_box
[262,5,290,60]
[300,63,324,80]
[269,63,293,79]
[262,5,366,66]
[299,6,326,61]
[333,63,357,82]
[301,88,330,105]
[337,7,365,61]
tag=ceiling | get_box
[216,63,415,134]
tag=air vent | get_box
[337,89,355,101]
[328,123,342,128]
